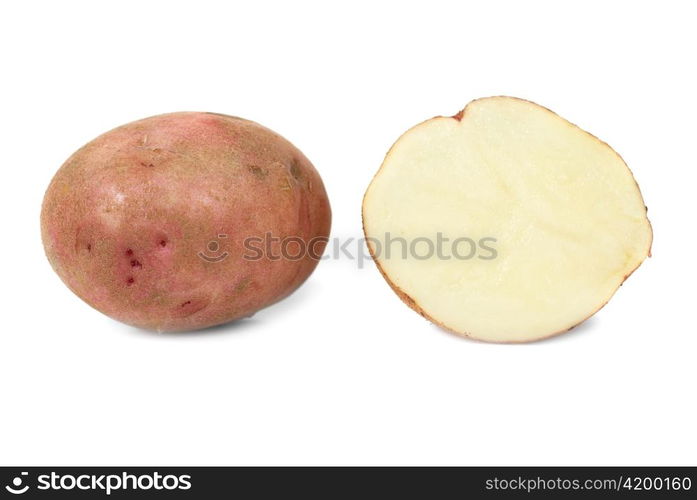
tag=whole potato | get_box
[41,112,331,331]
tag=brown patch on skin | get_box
[279,176,293,191]
[133,145,192,163]
[362,96,653,344]
[248,165,268,179]
[235,278,251,292]
[125,249,134,256]
[172,297,210,318]
[126,277,135,285]
[289,158,303,181]
[74,227,93,254]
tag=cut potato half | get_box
[362,97,652,343]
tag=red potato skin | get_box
[41,112,331,331]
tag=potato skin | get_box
[41,112,331,331]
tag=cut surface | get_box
[362,97,652,342]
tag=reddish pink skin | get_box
[41,112,331,331]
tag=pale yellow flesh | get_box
[363,97,652,342]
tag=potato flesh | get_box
[363,97,652,342]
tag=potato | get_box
[363,97,652,343]
[41,112,331,332]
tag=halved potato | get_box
[362,97,652,343]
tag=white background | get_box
[1,0,695,466]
